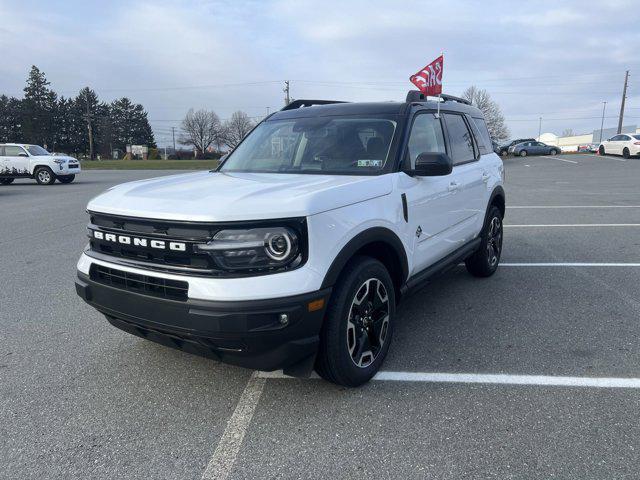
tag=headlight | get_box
[196,226,302,272]
[53,159,66,164]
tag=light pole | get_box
[538,117,542,140]
[599,101,607,143]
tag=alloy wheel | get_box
[38,170,51,183]
[346,278,390,368]
[486,216,503,267]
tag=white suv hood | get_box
[87,171,393,221]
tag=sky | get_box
[1,0,639,146]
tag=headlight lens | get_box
[197,227,301,272]
[53,158,66,164]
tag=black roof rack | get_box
[405,90,471,105]
[280,99,349,111]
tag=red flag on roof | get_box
[410,55,443,96]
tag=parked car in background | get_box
[496,138,536,157]
[509,141,559,157]
[598,134,640,159]
[0,143,81,185]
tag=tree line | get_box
[0,66,155,158]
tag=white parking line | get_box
[541,155,578,164]
[202,372,266,480]
[580,153,626,161]
[505,223,640,227]
[500,262,640,267]
[257,371,640,389]
[509,205,640,209]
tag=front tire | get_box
[57,174,75,184]
[500,150,508,158]
[599,146,605,156]
[315,256,395,387]
[519,150,527,157]
[465,205,503,278]
[0,178,14,185]
[34,167,56,185]
[550,149,558,155]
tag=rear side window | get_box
[443,113,475,165]
[406,113,446,167]
[4,146,26,156]
[469,116,492,155]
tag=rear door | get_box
[609,135,623,154]
[3,145,30,176]
[441,112,484,243]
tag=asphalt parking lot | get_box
[2,153,640,479]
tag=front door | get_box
[400,111,460,274]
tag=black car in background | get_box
[496,138,536,157]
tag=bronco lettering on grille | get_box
[93,230,187,251]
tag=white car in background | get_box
[0,143,81,185]
[598,134,640,159]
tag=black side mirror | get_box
[18,153,28,157]
[408,152,453,176]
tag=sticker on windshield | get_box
[357,159,383,168]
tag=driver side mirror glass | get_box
[407,152,453,177]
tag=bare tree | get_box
[180,109,222,156]
[223,111,255,149]
[561,128,574,137]
[461,86,510,143]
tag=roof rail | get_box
[280,99,348,111]
[405,90,471,106]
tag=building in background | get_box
[537,125,639,152]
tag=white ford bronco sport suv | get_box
[0,143,81,185]
[75,92,505,386]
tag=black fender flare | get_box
[487,185,506,219]
[320,227,409,289]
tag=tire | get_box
[0,178,14,185]
[519,150,527,157]
[500,150,508,158]
[465,205,503,278]
[57,174,75,184]
[34,167,56,185]
[623,148,630,159]
[315,256,396,387]
[599,145,605,156]
[550,149,558,155]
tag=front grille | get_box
[90,264,188,301]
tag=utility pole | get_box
[84,90,94,160]
[538,117,542,140]
[283,81,291,106]
[617,70,629,134]
[599,101,607,143]
[172,126,176,153]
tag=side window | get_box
[406,113,446,167]
[443,113,475,165]
[0,146,4,156]
[4,146,26,156]
[469,116,492,155]
[611,135,622,141]
[622,135,631,141]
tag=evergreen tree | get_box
[0,95,23,142]
[21,66,57,147]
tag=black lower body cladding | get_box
[75,272,331,374]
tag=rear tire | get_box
[315,256,395,387]
[623,148,630,159]
[500,150,508,157]
[465,205,503,278]
[34,167,56,185]
[57,174,75,184]
[519,150,527,157]
[0,178,14,185]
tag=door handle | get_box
[482,172,490,182]
[448,181,459,192]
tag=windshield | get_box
[27,145,50,156]
[220,116,398,175]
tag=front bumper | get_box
[75,271,331,375]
